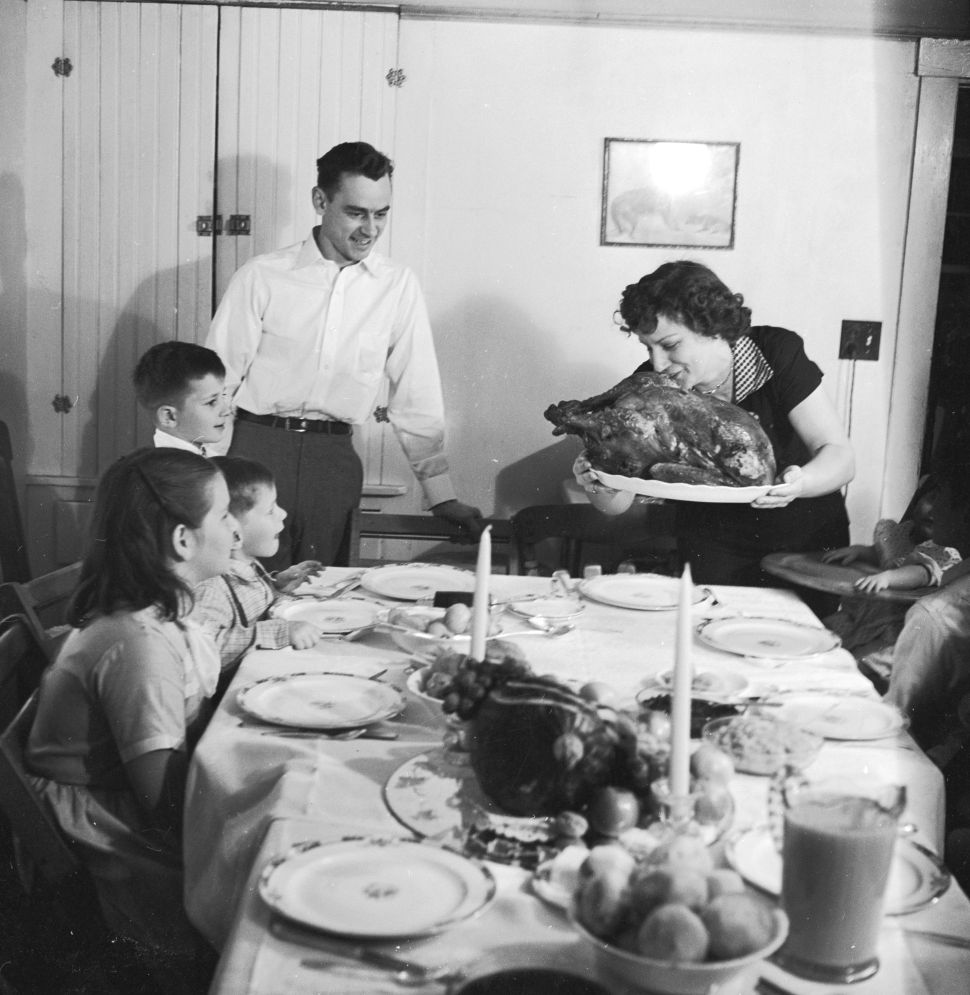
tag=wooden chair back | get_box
[0,421,31,584]
[0,616,49,732]
[0,561,81,649]
[0,694,84,890]
[511,502,678,576]
[347,511,518,574]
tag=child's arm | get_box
[822,543,878,566]
[854,563,933,593]
[125,749,187,833]
[274,560,325,594]
[191,576,260,669]
[286,620,323,650]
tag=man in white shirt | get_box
[207,141,481,569]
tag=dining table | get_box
[183,564,970,995]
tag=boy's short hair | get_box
[133,341,226,410]
[211,456,276,518]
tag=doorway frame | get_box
[884,39,970,516]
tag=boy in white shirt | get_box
[191,456,324,687]
[133,340,232,455]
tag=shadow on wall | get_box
[78,154,290,477]
[430,292,623,519]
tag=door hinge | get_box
[226,214,251,236]
[51,57,73,78]
[52,394,75,414]
[385,68,406,88]
[196,215,223,236]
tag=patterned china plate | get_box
[383,749,557,856]
[274,598,380,634]
[259,836,495,938]
[236,673,403,729]
[696,616,841,659]
[578,573,707,611]
[771,694,905,740]
[726,826,950,916]
[360,563,475,601]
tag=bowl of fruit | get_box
[379,603,502,655]
[568,836,788,995]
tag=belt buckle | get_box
[286,417,308,433]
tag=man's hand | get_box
[432,499,484,541]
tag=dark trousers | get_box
[229,419,363,570]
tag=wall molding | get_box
[113,1,970,40]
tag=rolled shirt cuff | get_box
[420,473,458,510]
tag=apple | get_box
[586,786,640,837]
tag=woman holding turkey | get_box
[574,260,854,610]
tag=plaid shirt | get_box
[191,558,295,671]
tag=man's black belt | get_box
[235,408,352,435]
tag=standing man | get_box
[207,141,482,569]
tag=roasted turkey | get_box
[544,370,776,487]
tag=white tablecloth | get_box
[182,569,965,993]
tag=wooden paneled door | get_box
[24,0,401,569]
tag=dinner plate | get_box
[259,837,496,938]
[360,563,475,601]
[726,826,950,916]
[593,470,771,504]
[383,749,556,851]
[650,669,749,697]
[236,673,403,729]
[772,694,906,740]
[274,598,380,634]
[578,573,707,611]
[696,616,841,659]
[506,597,585,621]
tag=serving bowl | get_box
[702,713,823,776]
[379,605,503,655]
[405,666,446,715]
[568,897,788,995]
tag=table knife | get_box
[318,576,364,600]
[271,919,431,976]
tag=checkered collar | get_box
[733,335,773,402]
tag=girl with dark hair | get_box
[576,261,855,613]
[26,447,237,959]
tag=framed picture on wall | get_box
[601,139,739,249]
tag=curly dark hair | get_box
[68,447,223,627]
[616,260,751,344]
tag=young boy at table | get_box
[190,456,324,686]
[25,448,236,977]
[133,340,231,455]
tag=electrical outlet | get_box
[839,320,881,361]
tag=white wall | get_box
[393,20,919,539]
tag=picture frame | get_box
[601,138,739,249]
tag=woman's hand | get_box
[572,452,635,516]
[751,465,804,508]
[822,544,877,566]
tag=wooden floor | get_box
[0,828,211,995]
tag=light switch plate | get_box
[839,320,881,361]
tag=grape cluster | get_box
[439,655,533,721]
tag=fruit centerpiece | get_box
[428,649,733,846]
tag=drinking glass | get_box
[769,764,906,983]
